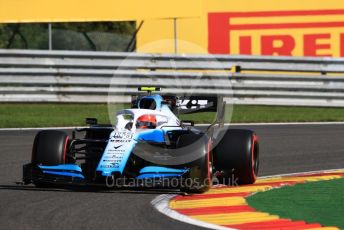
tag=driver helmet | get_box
[136,115,157,129]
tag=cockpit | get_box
[115,109,170,132]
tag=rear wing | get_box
[131,87,226,124]
[176,96,218,114]
[176,96,226,125]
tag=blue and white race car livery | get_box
[23,87,260,193]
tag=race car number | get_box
[111,132,133,140]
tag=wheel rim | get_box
[63,136,69,163]
[251,134,259,181]
[253,142,259,175]
[207,140,213,186]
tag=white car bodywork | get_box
[115,107,181,132]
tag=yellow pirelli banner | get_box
[137,0,344,57]
[0,0,201,23]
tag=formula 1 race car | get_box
[23,87,259,193]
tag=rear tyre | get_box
[213,129,259,185]
[31,130,69,186]
[178,134,212,193]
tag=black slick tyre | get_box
[213,129,259,185]
[31,130,69,186]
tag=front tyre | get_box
[213,129,259,185]
[31,130,69,186]
[32,130,69,165]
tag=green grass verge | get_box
[0,104,111,128]
[247,178,344,229]
[1,103,344,128]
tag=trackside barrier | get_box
[1,49,344,107]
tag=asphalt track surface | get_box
[1,124,344,230]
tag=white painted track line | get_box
[197,121,344,126]
[151,194,235,230]
[258,168,344,179]
[2,121,344,131]
[0,126,88,131]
